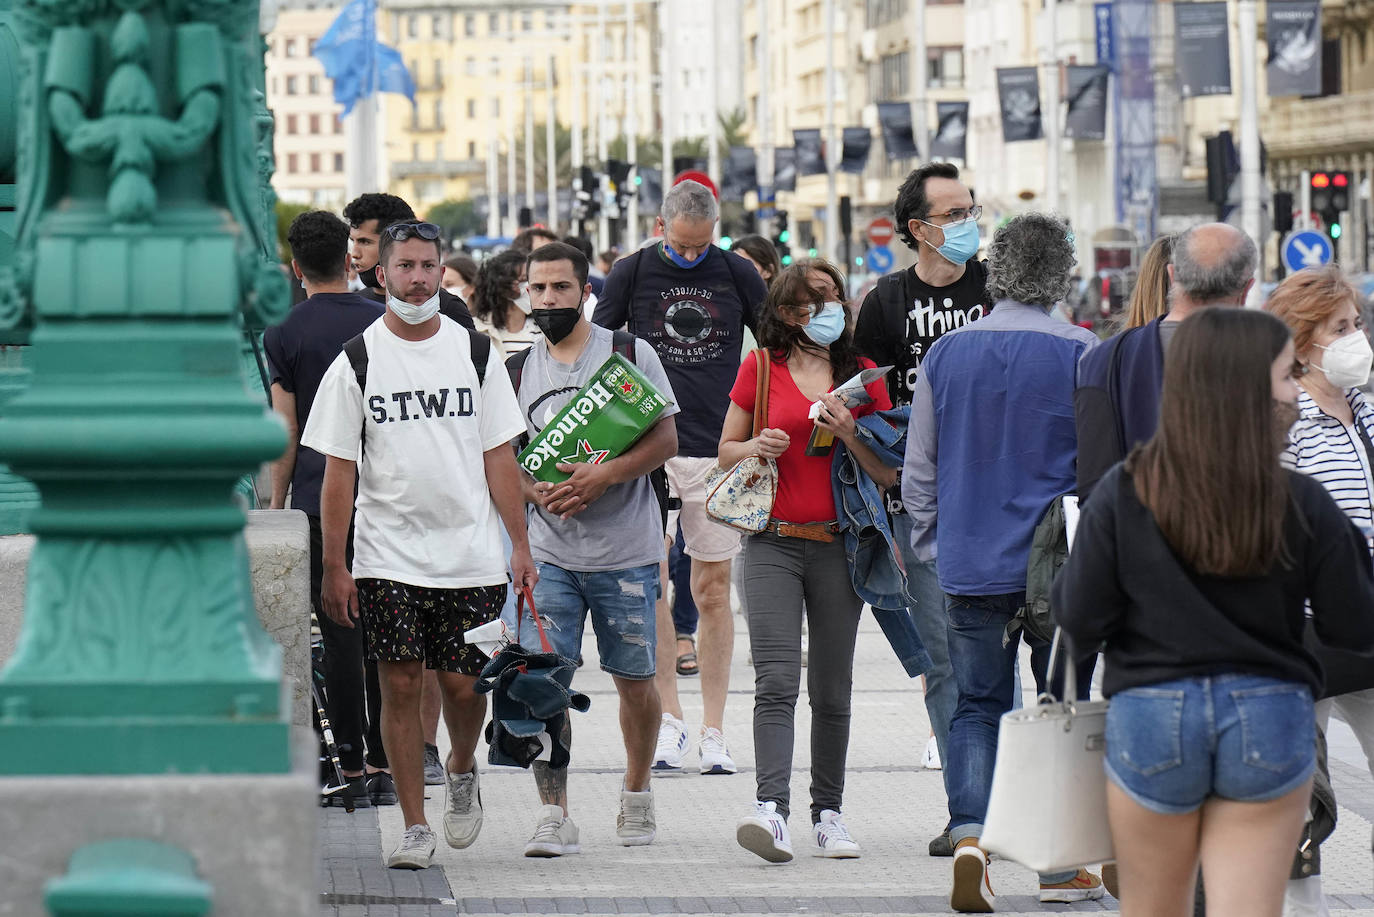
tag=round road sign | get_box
[867,217,895,247]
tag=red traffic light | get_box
[1312,172,1331,188]
[1334,173,1349,188]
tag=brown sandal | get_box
[675,633,699,676]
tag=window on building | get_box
[307,38,315,55]
[413,142,421,161]
[434,59,443,86]
[410,107,419,129]
[308,75,320,94]
[433,99,443,129]
[309,113,320,134]
[287,153,298,173]
[467,98,476,117]
[927,46,964,88]
[334,153,344,172]
[334,114,344,134]
[409,59,418,80]
[489,56,500,76]
[876,50,909,98]
[468,141,477,158]
[286,114,297,134]
[407,14,418,38]
[488,12,499,33]
[520,11,532,31]
[435,141,444,161]
[464,14,475,36]
[431,14,443,38]
[492,97,500,117]
[310,152,321,172]
[285,37,297,57]
[285,76,297,95]
[465,56,476,75]
[545,11,555,29]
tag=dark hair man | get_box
[507,241,679,855]
[343,192,476,330]
[511,226,559,253]
[592,179,768,779]
[303,219,534,870]
[264,210,389,806]
[852,162,989,859]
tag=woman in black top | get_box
[1053,308,1374,917]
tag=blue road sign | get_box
[865,245,894,273]
[1281,230,1333,273]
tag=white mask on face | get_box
[1314,329,1374,390]
[512,283,532,315]
[387,291,441,325]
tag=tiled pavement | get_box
[319,614,1374,917]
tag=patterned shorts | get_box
[356,578,506,675]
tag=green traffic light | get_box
[1331,223,1343,239]
[720,236,733,248]
[779,230,791,243]
[781,254,793,266]
[634,175,643,185]
[807,248,818,257]
[855,257,864,266]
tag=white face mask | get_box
[512,283,532,315]
[387,291,441,325]
[1314,330,1374,390]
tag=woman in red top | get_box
[719,259,894,864]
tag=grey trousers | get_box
[742,530,863,823]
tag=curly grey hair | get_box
[662,179,719,227]
[985,212,1076,307]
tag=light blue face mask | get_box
[803,302,847,346]
[921,217,981,265]
[663,241,710,269]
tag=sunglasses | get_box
[383,222,442,242]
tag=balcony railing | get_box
[1262,90,1374,159]
[390,159,485,179]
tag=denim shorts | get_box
[519,562,660,680]
[1105,674,1315,815]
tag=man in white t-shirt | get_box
[303,219,533,871]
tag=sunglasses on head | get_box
[383,222,441,242]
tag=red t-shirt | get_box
[729,351,892,524]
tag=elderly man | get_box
[902,213,1103,912]
[593,180,767,778]
[1075,223,1257,502]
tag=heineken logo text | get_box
[522,381,616,472]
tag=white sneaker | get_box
[617,789,657,845]
[442,765,482,849]
[386,823,436,869]
[812,810,861,858]
[924,735,942,770]
[524,804,580,857]
[736,800,793,863]
[699,726,738,775]
[652,713,688,774]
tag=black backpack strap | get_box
[343,333,368,393]
[469,329,491,387]
[505,347,531,393]
[611,329,637,363]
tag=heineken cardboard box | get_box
[518,353,674,484]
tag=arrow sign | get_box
[1281,230,1333,273]
[865,246,895,273]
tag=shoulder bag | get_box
[704,349,778,533]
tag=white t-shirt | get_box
[301,316,525,588]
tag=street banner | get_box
[840,127,872,174]
[1268,0,1321,96]
[1065,65,1110,140]
[1094,2,1115,69]
[794,129,826,176]
[877,101,919,161]
[1175,2,1232,97]
[773,147,797,191]
[518,354,674,484]
[722,146,757,201]
[996,67,1043,143]
[637,167,663,211]
[931,101,969,160]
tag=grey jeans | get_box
[742,530,863,823]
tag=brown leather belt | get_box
[763,520,841,543]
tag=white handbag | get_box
[980,629,1114,874]
[704,349,778,533]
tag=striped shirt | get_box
[1282,388,1374,528]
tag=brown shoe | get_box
[1101,862,1120,899]
[950,837,995,913]
[1039,868,1105,903]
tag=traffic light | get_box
[772,211,791,266]
[1205,131,1238,206]
[574,165,600,222]
[1273,191,1294,236]
[1310,171,1352,243]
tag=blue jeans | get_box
[520,563,660,680]
[1106,675,1315,815]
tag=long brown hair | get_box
[1126,235,1173,328]
[1125,307,1292,576]
[754,259,861,383]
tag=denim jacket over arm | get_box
[832,405,932,678]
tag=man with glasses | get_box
[304,219,533,869]
[853,162,989,860]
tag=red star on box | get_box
[620,380,634,394]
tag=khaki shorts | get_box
[665,455,743,562]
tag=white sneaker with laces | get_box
[386,823,437,870]
[924,734,943,770]
[812,809,861,858]
[736,800,793,863]
[698,726,737,775]
[442,765,482,849]
[524,804,580,857]
[652,713,688,774]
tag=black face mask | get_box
[531,306,582,344]
[357,265,380,289]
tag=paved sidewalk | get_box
[319,613,1374,916]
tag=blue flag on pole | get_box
[313,0,415,115]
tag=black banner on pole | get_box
[996,67,1043,143]
[638,167,663,211]
[1064,65,1109,140]
[877,101,918,161]
[773,147,797,191]
[794,129,826,176]
[1267,0,1321,96]
[1175,2,1232,97]
[840,127,872,174]
[931,101,969,160]
[722,146,757,201]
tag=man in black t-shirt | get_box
[853,162,988,858]
[343,192,475,330]
[264,210,390,805]
[593,179,766,778]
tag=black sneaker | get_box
[423,743,444,786]
[929,830,954,857]
[367,771,398,806]
[325,775,371,808]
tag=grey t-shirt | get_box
[518,323,680,572]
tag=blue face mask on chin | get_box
[663,241,710,269]
[922,217,981,265]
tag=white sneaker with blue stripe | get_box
[652,713,688,773]
[737,800,793,863]
[812,809,861,858]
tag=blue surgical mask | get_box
[663,241,710,269]
[921,217,981,265]
[803,302,847,346]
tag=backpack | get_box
[506,330,677,526]
[1007,495,1071,646]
